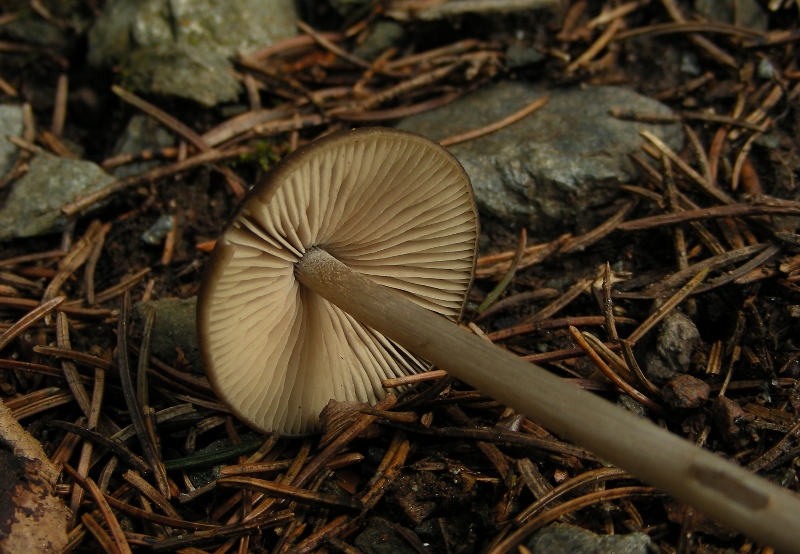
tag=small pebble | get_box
[141,214,174,244]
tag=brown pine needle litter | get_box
[2,1,800,552]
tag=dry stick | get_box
[288,515,349,554]
[644,243,765,296]
[81,513,121,554]
[334,89,467,122]
[569,327,666,416]
[0,249,64,268]
[685,125,714,189]
[514,466,630,524]
[560,201,636,254]
[137,307,156,407]
[62,146,253,216]
[51,73,68,136]
[627,268,710,344]
[57,312,92,418]
[34,345,115,372]
[150,511,293,553]
[492,487,657,553]
[202,104,297,146]
[1,271,43,294]
[295,248,800,553]
[656,0,737,67]
[477,236,568,278]
[4,386,62,411]
[160,215,177,266]
[106,491,217,531]
[614,20,766,40]
[238,56,324,110]
[296,20,371,69]
[602,263,619,342]
[581,332,635,382]
[218,477,362,510]
[278,395,396,499]
[117,293,170,497]
[476,229,526,314]
[486,315,637,342]
[382,370,447,388]
[122,470,181,519]
[337,63,460,114]
[731,132,762,192]
[747,421,800,473]
[69,365,105,528]
[0,74,18,96]
[621,340,660,396]
[47,421,151,474]
[524,276,593,324]
[589,0,644,27]
[439,97,548,147]
[12,391,74,420]
[63,465,133,554]
[612,108,768,131]
[663,154,690,275]
[522,344,622,364]
[249,31,343,60]
[85,223,109,305]
[112,85,245,198]
[626,166,728,256]
[0,295,64,352]
[729,83,785,142]
[0,297,110,319]
[641,130,734,205]
[43,221,101,304]
[112,85,207,152]
[101,146,179,170]
[360,435,410,509]
[93,267,152,305]
[617,200,800,231]
[566,17,624,73]
[700,244,781,292]
[227,436,318,525]
[0,398,60,484]
[475,289,561,322]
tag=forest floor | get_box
[1,1,800,553]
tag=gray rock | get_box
[397,82,683,238]
[643,311,701,384]
[617,394,648,417]
[506,42,546,68]
[0,16,67,49]
[141,214,175,245]
[328,0,370,16]
[353,21,406,60]
[695,0,767,32]
[411,0,561,20]
[0,153,115,240]
[111,114,175,179]
[526,524,651,554]
[0,104,23,177]
[125,44,242,107]
[133,297,202,374]
[88,0,297,106]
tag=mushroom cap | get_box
[197,128,478,435]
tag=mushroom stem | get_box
[296,247,800,553]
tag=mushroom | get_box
[198,127,477,435]
[198,127,800,551]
